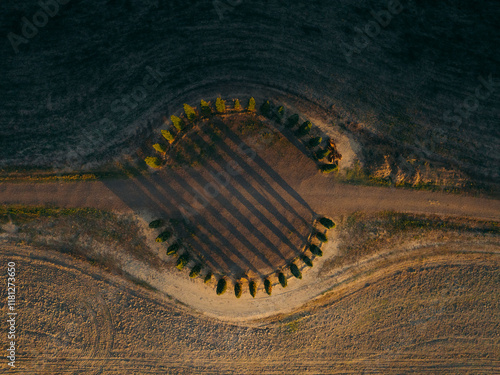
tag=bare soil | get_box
[1,240,498,374]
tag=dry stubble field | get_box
[0,239,498,374]
[1,208,499,373]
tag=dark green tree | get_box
[149,219,164,228]
[260,100,271,117]
[278,272,287,288]
[176,252,190,270]
[153,143,167,153]
[249,280,257,297]
[315,148,330,160]
[216,278,227,295]
[234,282,243,298]
[247,97,256,111]
[319,217,336,229]
[204,272,213,284]
[307,136,322,148]
[189,264,202,278]
[264,279,272,295]
[171,115,185,131]
[145,156,162,169]
[290,263,302,279]
[155,230,171,242]
[167,243,179,256]
[309,244,323,257]
[233,99,242,111]
[296,121,312,137]
[277,106,285,118]
[216,97,226,113]
[200,100,212,117]
[301,255,313,267]
[315,231,328,243]
[286,114,299,128]
[183,103,197,121]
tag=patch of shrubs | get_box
[290,263,302,279]
[149,219,164,228]
[234,282,243,298]
[309,244,323,257]
[301,255,313,267]
[315,231,328,243]
[216,278,227,295]
[249,280,257,297]
[176,252,190,270]
[167,243,179,256]
[319,217,335,229]
[264,279,272,296]
[189,264,202,278]
[155,230,172,242]
[278,272,287,288]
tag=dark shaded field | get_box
[1,0,499,192]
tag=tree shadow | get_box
[103,118,317,278]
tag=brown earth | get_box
[1,240,498,374]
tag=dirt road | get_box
[1,176,499,221]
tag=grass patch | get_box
[0,204,160,273]
[322,211,500,272]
